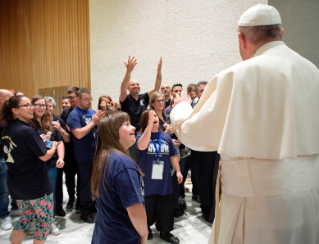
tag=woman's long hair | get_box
[91,111,136,200]
[149,91,166,115]
[139,109,162,133]
[29,95,54,134]
[97,95,112,110]
[0,95,25,125]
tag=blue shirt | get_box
[67,107,97,163]
[136,131,178,196]
[92,151,144,244]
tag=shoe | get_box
[55,208,66,217]
[160,232,180,244]
[0,216,13,231]
[80,212,95,223]
[178,197,186,210]
[192,195,200,203]
[147,227,153,240]
[27,219,37,235]
[180,148,191,158]
[50,218,61,236]
[75,200,81,214]
[66,198,75,212]
[10,208,21,217]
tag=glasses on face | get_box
[82,98,93,102]
[154,99,165,103]
[18,103,34,109]
[67,96,76,100]
[33,104,46,109]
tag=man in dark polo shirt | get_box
[120,56,162,162]
[161,83,171,108]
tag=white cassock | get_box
[170,41,319,244]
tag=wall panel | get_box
[0,0,90,98]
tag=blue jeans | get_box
[0,159,10,218]
[47,167,57,214]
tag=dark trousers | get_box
[193,151,218,223]
[64,153,80,200]
[171,172,184,217]
[145,194,173,232]
[77,160,94,213]
[179,155,199,198]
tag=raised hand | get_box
[173,90,187,107]
[148,110,155,127]
[111,101,119,110]
[124,56,137,73]
[157,56,162,72]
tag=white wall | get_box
[90,0,266,109]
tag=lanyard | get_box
[76,106,92,118]
[151,132,161,162]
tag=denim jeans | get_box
[0,158,10,218]
[47,167,57,214]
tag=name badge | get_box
[151,160,164,180]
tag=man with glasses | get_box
[67,88,104,223]
[160,83,171,108]
[60,87,81,215]
[120,56,162,162]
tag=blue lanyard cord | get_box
[151,132,161,161]
[76,106,92,118]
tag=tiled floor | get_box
[0,180,213,244]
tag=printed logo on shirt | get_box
[140,99,144,106]
[139,176,144,196]
[82,114,92,125]
[1,136,16,163]
[147,139,169,154]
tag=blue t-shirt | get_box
[136,131,178,196]
[0,119,53,200]
[67,107,97,163]
[120,92,149,132]
[92,151,144,244]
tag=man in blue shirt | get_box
[67,88,104,223]
[120,56,162,162]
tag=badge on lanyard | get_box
[151,132,164,180]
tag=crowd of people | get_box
[1,3,319,244]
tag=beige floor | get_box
[0,179,212,244]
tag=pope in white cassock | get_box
[170,4,319,244]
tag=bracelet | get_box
[62,130,65,135]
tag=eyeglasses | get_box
[154,99,165,103]
[18,103,34,109]
[33,104,46,108]
[67,96,76,100]
[81,98,93,102]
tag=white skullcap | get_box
[238,4,282,26]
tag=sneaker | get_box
[160,232,180,244]
[27,219,37,235]
[178,197,186,210]
[80,212,95,223]
[180,148,191,158]
[50,219,61,236]
[55,208,66,217]
[147,227,153,240]
[0,216,13,231]
[66,198,75,212]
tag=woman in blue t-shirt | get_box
[29,95,65,236]
[0,95,58,243]
[91,111,147,244]
[136,110,183,244]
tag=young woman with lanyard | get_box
[91,111,147,244]
[0,95,57,244]
[29,95,65,236]
[136,110,183,244]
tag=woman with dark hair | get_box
[29,95,65,236]
[136,109,183,244]
[91,111,147,244]
[0,95,57,244]
[97,95,119,111]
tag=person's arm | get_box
[137,111,155,150]
[56,141,65,168]
[127,202,148,244]
[148,57,163,97]
[170,155,183,184]
[39,141,58,161]
[72,111,103,140]
[52,120,71,143]
[120,56,137,102]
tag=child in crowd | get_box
[136,110,183,244]
[91,111,147,244]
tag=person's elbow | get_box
[72,130,83,140]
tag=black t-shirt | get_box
[120,93,149,131]
[60,107,75,154]
[34,119,62,169]
[0,119,53,200]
